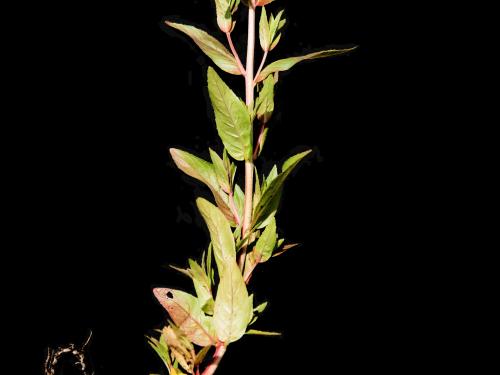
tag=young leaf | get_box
[207,67,253,161]
[196,197,236,275]
[249,301,268,325]
[245,329,281,336]
[253,150,312,228]
[213,261,253,343]
[254,217,277,262]
[166,21,241,75]
[256,47,358,82]
[259,7,270,52]
[255,74,275,123]
[188,259,215,314]
[215,0,240,33]
[153,288,216,347]
[259,8,285,52]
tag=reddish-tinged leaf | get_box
[153,288,216,347]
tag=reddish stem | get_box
[226,32,246,76]
[253,49,268,85]
[201,343,227,375]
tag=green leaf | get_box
[213,261,253,343]
[254,217,277,262]
[207,67,253,161]
[253,150,312,228]
[196,197,236,275]
[255,74,275,123]
[166,21,241,75]
[170,148,236,225]
[209,148,230,194]
[266,165,278,185]
[256,47,358,82]
[148,335,172,370]
[188,259,215,314]
[259,6,270,51]
[153,288,216,347]
[170,148,216,186]
[246,329,281,336]
[233,183,245,220]
[253,168,261,211]
[249,301,268,325]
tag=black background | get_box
[15,1,430,374]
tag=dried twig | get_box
[44,330,94,375]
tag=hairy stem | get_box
[225,32,246,76]
[239,5,256,270]
[201,344,227,375]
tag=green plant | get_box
[149,1,355,374]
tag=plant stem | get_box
[253,50,268,85]
[201,344,227,375]
[225,32,246,76]
[239,5,256,270]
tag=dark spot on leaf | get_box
[166,291,174,299]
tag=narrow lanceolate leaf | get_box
[213,262,253,343]
[273,242,300,257]
[148,335,172,370]
[196,197,236,274]
[254,217,277,262]
[256,47,358,82]
[209,148,230,194]
[246,329,281,336]
[253,150,312,228]
[170,148,217,186]
[166,21,241,75]
[207,67,253,161]
[170,148,236,224]
[153,288,216,346]
[255,74,275,123]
